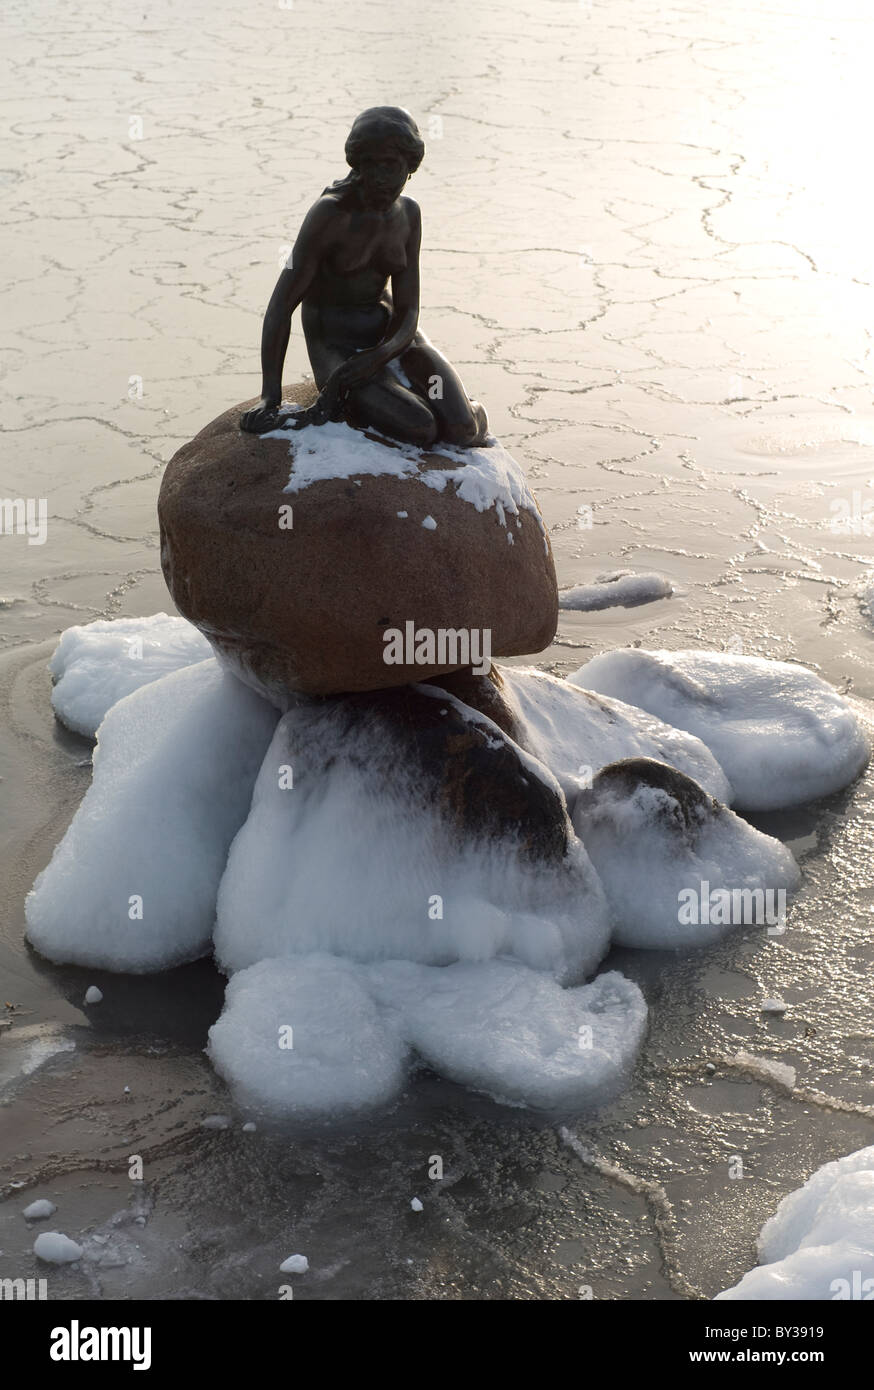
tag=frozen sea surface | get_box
[1,0,874,1299]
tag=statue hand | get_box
[240,400,280,434]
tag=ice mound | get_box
[501,667,732,805]
[26,661,278,971]
[208,956,409,1118]
[573,765,800,948]
[50,613,212,738]
[574,649,868,810]
[558,570,672,611]
[208,955,646,1115]
[213,697,612,984]
[368,959,647,1110]
[28,615,836,1117]
[717,1145,874,1300]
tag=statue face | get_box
[356,142,408,209]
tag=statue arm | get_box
[241,202,332,432]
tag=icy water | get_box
[2,0,874,1299]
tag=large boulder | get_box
[158,386,558,698]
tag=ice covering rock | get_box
[50,613,212,737]
[213,695,611,984]
[368,959,647,1110]
[501,667,733,806]
[717,1145,874,1300]
[573,760,800,948]
[574,648,868,810]
[208,955,646,1115]
[26,660,278,971]
[208,957,409,1118]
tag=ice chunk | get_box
[209,956,409,1119]
[34,1231,83,1264]
[84,986,103,1005]
[214,699,611,985]
[558,570,672,611]
[279,1253,309,1273]
[502,667,732,805]
[26,661,278,972]
[410,1198,423,1212]
[573,767,800,948]
[367,959,647,1111]
[761,998,787,1015]
[717,1145,874,1300]
[50,613,212,737]
[574,649,868,810]
[730,1050,796,1090]
[23,1199,57,1221]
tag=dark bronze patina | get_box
[240,107,488,448]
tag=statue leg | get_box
[400,332,490,448]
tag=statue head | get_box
[325,107,425,209]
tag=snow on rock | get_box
[502,667,732,806]
[26,661,278,972]
[558,570,673,611]
[23,1199,57,1221]
[213,698,612,985]
[573,768,800,949]
[34,1231,83,1264]
[717,1146,874,1300]
[367,959,647,1111]
[50,613,212,738]
[573,649,868,810]
[208,957,409,1118]
[270,414,545,536]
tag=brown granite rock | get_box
[158,386,558,698]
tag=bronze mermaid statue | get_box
[240,106,489,449]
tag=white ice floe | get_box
[209,957,409,1118]
[573,778,800,948]
[279,1253,309,1274]
[213,697,612,985]
[729,1050,797,1090]
[574,648,868,810]
[269,414,545,534]
[558,570,672,611]
[84,986,103,1005]
[501,667,732,805]
[26,660,278,971]
[23,1199,57,1221]
[717,1145,874,1300]
[50,613,212,738]
[34,1231,83,1264]
[410,1198,423,1212]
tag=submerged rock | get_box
[158,385,558,699]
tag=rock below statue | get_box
[158,384,558,699]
